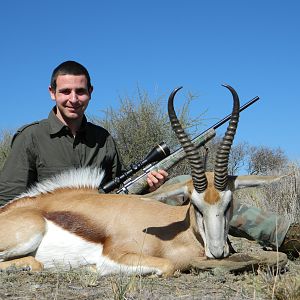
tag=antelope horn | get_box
[168,87,207,193]
[214,84,240,191]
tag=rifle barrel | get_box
[203,96,260,134]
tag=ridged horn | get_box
[168,87,207,193]
[214,84,240,191]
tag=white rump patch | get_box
[16,167,105,199]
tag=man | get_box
[0,60,298,258]
[0,60,167,203]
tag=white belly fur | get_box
[35,220,161,276]
[35,220,103,269]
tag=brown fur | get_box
[204,173,220,205]
[44,211,108,244]
[204,187,220,204]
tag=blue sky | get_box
[0,0,299,161]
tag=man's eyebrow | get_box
[58,88,71,92]
[57,87,88,93]
[76,87,88,91]
[75,88,89,94]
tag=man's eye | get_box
[76,89,87,95]
[60,89,71,95]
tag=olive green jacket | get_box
[0,109,123,204]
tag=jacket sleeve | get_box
[102,135,124,184]
[0,129,37,205]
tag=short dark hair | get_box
[50,61,92,91]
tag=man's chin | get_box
[65,112,84,120]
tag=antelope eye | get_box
[196,207,203,217]
[224,202,232,215]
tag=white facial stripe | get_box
[191,189,232,258]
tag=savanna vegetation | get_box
[0,89,299,299]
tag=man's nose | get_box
[69,91,79,102]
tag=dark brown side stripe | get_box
[44,211,107,244]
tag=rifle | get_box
[102,96,260,195]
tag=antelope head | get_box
[168,84,240,259]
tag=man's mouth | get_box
[67,106,81,111]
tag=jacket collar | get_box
[48,107,88,136]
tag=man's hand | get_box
[146,169,168,192]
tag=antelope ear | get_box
[228,175,284,191]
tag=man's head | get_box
[49,61,93,129]
[50,61,92,92]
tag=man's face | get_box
[49,74,93,123]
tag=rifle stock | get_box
[116,95,260,195]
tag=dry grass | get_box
[234,163,300,224]
[0,256,299,300]
[253,268,300,300]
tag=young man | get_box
[0,61,167,204]
[0,60,298,258]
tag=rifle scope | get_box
[100,142,170,193]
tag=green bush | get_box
[0,130,12,170]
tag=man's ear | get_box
[48,86,56,100]
[89,86,94,96]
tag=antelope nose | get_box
[210,247,225,259]
[211,251,224,259]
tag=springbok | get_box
[0,85,281,276]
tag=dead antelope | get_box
[0,85,280,276]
